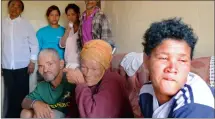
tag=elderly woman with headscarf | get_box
[64,40,134,118]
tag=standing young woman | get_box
[59,4,80,69]
[37,5,65,59]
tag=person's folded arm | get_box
[59,28,70,48]
[21,84,42,109]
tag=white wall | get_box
[104,1,214,58]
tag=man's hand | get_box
[32,101,53,118]
[28,61,35,74]
[63,68,85,84]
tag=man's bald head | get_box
[38,48,60,61]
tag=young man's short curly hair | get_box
[142,17,198,59]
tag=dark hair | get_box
[46,5,61,17]
[65,4,80,15]
[142,17,198,59]
[8,0,24,11]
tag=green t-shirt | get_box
[26,74,76,114]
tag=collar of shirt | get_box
[48,24,61,29]
[6,14,21,22]
[82,7,100,20]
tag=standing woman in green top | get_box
[36,5,65,59]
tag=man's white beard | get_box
[44,77,55,82]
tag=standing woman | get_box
[37,5,65,59]
[59,4,80,69]
[2,0,39,117]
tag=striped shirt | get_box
[78,7,115,50]
[139,72,215,118]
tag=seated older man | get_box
[139,18,214,118]
[20,49,79,118]
[64,40,134,118]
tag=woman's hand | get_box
[65,23,72,32]
[63,68,86,84]
[28,60,35,74]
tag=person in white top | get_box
[60,4,80,69]
[120,52,149,117]
[1,0,39,117]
